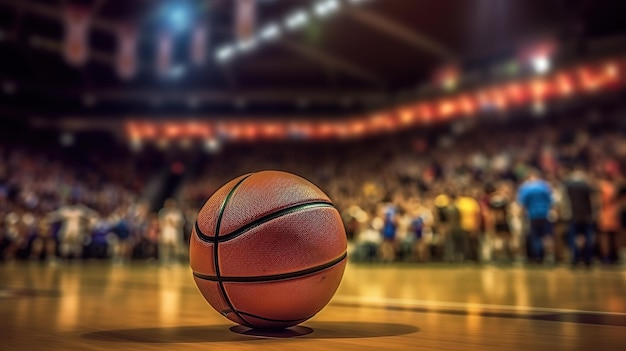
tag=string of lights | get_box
[125,55,625,149]
[216,0,372,63]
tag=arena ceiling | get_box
[0,0,625,120]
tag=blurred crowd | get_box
[183,108,626,267]
[0,145,150,264]
[2,107,626,267]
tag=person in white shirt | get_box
[48,200,98,259]
[158,198,185,266]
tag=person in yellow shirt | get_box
[436,192,465,262]
[455,189,482,262]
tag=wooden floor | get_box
[2,261,626,350]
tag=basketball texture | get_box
[189,171,348,329]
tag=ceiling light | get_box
[237,38,259,52]
[216,45,236,62]
[285,10,309,31]
[531,55,551,74]
[314,0,340,17]
[258,23,281,41]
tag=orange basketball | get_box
[189,171,348,329]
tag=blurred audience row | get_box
[1,107,626,267]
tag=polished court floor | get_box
[1,261,625,350]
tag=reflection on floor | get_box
[1,262,625,350]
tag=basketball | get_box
[189,170,348,329]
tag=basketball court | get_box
[1,262,625,350]
[2,0,626,350]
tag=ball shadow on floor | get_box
[80,322,419,343]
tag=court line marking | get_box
[332,295,626,316]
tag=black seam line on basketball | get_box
[194,201,336,243]
[193,172,255,242]
[193,252,347,283]
[236,310,312,323]
[213,174,255,328]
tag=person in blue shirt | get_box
[517,169,554,264]
[379,202,399,263]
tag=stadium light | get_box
[171,9,187,27]
[531,55,551,74]
[216,45,236,62]
[258,23,282,41]
[237,38,259,52]
[605,62,620,80]
[164,3,192,32]
[314,0,340,18]
[285,10,309,31]
[204,138,221,154]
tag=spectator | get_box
[48,199,98,260]
[110,205,132,265]
[158,198,185,266]
[455,189,482,262]
[486,182,516,263]
[379,197,400,263]
[408,197,434,262]
[438,193,464,262]
[597,172,620,264]
[563,167,596,267]
[517,169,555,264]
[29,215,56,263]
[352,211,382,263]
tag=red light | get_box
[242,123,258,140]
[289,123,313,138]
[369,114,394,131]
[491,89,508,110]
[604,62,620,82]
[261,123,279,138]
[349,120,367,136]
[164,124,181,138]
[556,73,574,96]
[399,108,415,125]
[126,122,141,140]
[198,124,211,138]
[317,124,333,139]
[477,90,490,108]
[458,95,476,116]
[334,124,349,138]
[579,68,600,92]
[530,79,549,100]
[418,105,433,123]
[438,100,456,118]
[142,124,157,138]
[228,124,242,139]
[300,123,313,137]
[505,83,526,104]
